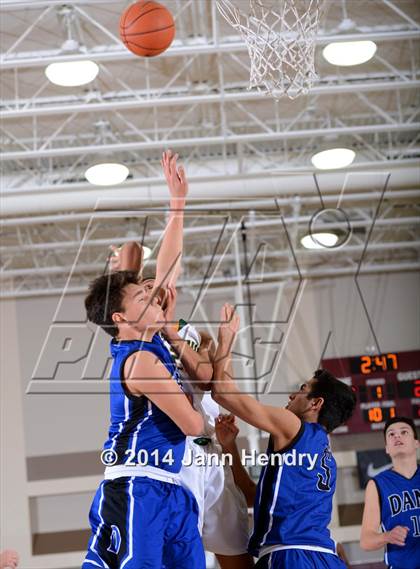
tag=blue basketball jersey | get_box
[102,334,186,474]
[249,422,338,559]
[373,466,420,569]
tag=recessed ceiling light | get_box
[142,246,152,260]
[311,148,355,170]
[45,60,99,87]
[85,163,129,186]
[301,233,338,249]
[322,41,377,66]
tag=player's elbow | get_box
[359,531,375,551]
[195,365,213,390]
[360,539,372,551]
[180,412,204,436]
[123,241,141,258]
[196,365,213,384]
[120,242,142,271]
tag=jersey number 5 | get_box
[317,448,332,492]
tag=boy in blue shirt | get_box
[361,416,419,569]
[211,303,357,569]
[82,151,206,569]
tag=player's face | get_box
[141,279,167,308]
[120,282,163,332]
[286,379,315,417]
[385,422,419,458]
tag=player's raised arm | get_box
[154,150,188,291]
[124,349,204,437]
[360,480,409,550]
[161,286,213,388]
[212,304,301,446]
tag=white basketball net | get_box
[216,0,323,99]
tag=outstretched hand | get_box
[0,549,19,569]
[386,525,410,547]
[162,285,177,326]
[215,414,239,449]
[161,149,188,201]
[217,303,240,349]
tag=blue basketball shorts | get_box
[255,548,347,569]
[82,476,205,569]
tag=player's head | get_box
[286,369,356,433]
[85,271,164,338]
[383,416,419,459]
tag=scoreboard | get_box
[322,350,420,435]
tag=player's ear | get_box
[310,396,324,412]
[112,312,126,325]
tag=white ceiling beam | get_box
[1,262,419,299]
[2,78,419,120]
[2,122,419,161]
[1,30,419,70]
[2,214,418,255]
[2,188,419,228]
[2,240,419,280]
[2,161,419,217]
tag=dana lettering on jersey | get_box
[389,489,420,516]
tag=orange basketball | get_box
[119,1,175,57]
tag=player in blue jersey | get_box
[361,416,419,569]
[105,253,253,569]
[82,151,206,569]
[211,304,357,569]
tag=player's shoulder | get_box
[304,421,329,439]
[125,347,169,374]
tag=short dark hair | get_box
[85,271,139,337]
[308,369,356,433]
[384,416,418,440]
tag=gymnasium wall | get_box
[1,270,419,565]
[13,270,420,459]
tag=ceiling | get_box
[0,0,419,297]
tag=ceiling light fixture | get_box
[85,163,129,186]
[45,60,99,87]
[322,40,377,66]
[301,233,339,250]
[142,246,152,260]
[311,148,355,170]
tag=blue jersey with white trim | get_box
[373,466,420,569]
[249,422,338,558]
[102,335,186,474]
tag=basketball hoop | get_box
[216,0,324,99]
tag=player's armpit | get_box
[123,351,204,436]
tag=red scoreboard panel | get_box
[322,350,420,435]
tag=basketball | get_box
[119,1,175,57]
